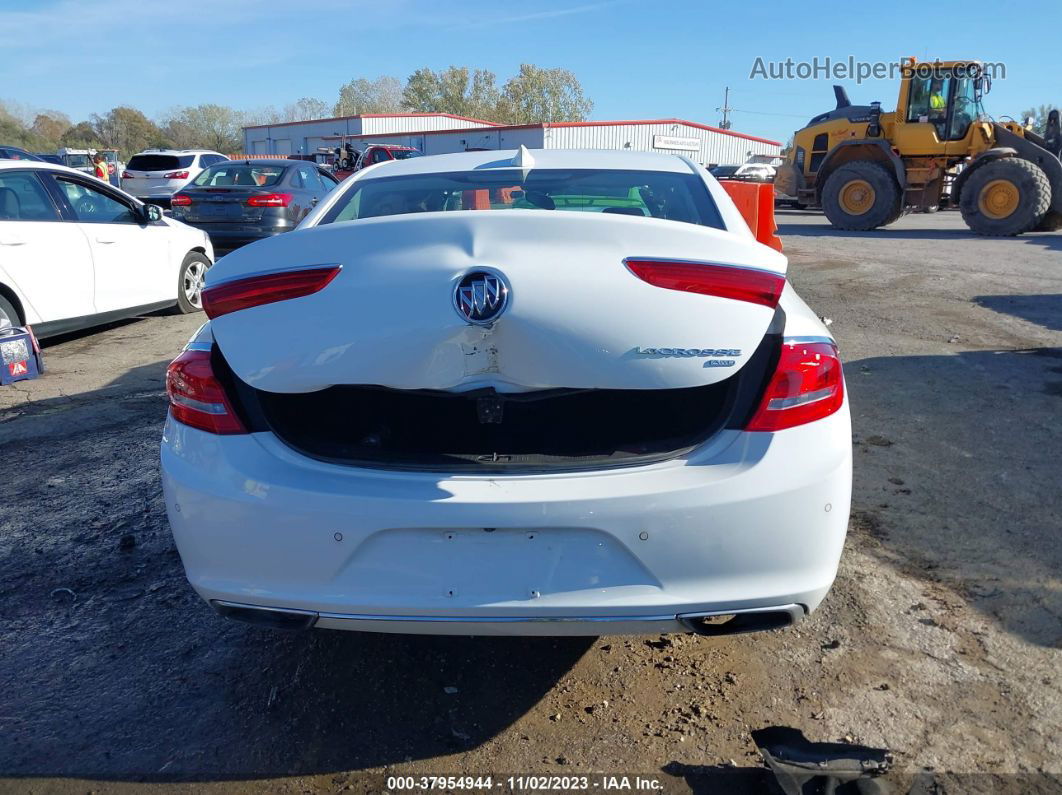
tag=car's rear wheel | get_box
[176,252,211,313]
[0,294,21,330]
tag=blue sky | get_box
[0,0,1057,144]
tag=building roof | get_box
[318,118,781,147]
[242,112,503,131]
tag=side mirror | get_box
[143,204,163,223]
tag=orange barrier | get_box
[718,181,783,252]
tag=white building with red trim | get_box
[242,113,780,167]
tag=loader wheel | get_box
[1033,210,1062,232]
[821,162,903,230]
[960,158,1050,236]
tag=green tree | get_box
[241,105,283,128]
[334,76,404,116]
[91,107,169,155]
[161,104,243,152]
[0,102,52,151]
[495,64,592,124]
[284,97,331,122]
[1019,104,1058,137]
[402,66,499,120]
[59,121,102,149]
[30,112,70,146]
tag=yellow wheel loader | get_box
[774,59,1062,236]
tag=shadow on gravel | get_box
[0,370,595,782]
[0,359,171,437]
[845,346,1062,648]
[775,221,1062,251]
[36,307,174,350]
[974,294,1062,332]
[662,762,776,793]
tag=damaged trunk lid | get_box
[206,210,787,394]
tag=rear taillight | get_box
[170,193,192,207]
[163,170,189,179]
[121,171,133,179]
[625,259,784,308]
[246,192,293,207]
[201,265,342,319]
[166,349,246,434]
[746,340,845,431]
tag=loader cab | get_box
[895,60,986,153]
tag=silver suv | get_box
[122,149,227,207]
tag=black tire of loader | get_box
[960,158,1051,237]
[821,161,903,231]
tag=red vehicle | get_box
[333,143,422,180]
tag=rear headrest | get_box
[0,187,20,220]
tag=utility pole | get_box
[717,86,732,129]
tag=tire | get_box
[0,294,21,330]
[821,161,903,230]
[175,251,211,314]
[959,158,1050,236]
[1033,210,1062,232]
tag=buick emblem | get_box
[453,270,509,325]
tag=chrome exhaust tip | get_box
[677,604,805,637]
[211,600,318,631]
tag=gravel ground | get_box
[1,210,1060,794]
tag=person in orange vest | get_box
[93,153,108,181]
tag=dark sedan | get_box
[170,159,338,254]
[0,146,44,161]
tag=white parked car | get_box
[0,161,213,336]
[121,149,228,207]
[162,148,850,637]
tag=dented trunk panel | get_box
[206,211,787,393]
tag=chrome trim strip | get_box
[204,262,342,289]
[782,335,836,345]
[318,611,678,624]
[213,600,318,618]
[622,255,785,279]
[676,603,805,622]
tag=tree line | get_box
[0,64,592,156]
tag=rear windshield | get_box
[320,168,724,229]
[390,150,422,160]
[64,155,92,167]
[126,154,195,171]
[193,164,286,187]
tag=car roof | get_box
[130,149,221,156]
[213,158,294,167]
[0,159,87,175]
[358,148,699,178]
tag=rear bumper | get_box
[161,406,852,636]
[192,224,292,251]
[210,599,806,636]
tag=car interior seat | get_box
[0,187,21,220]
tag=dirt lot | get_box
[1,210,1060,794]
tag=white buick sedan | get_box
[0,161,213,336]
[161,148,851,637]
